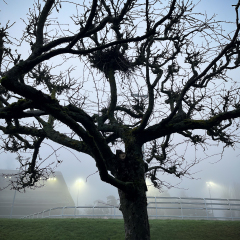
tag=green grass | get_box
[0,218,239,240]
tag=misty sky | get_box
[0,0,240,206]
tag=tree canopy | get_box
[1,0,240,239]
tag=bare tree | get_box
[1,0,240,239]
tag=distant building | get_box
[0,170,75,218]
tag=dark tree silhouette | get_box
[1,0,240,239]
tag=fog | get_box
[0,0,240,206]
[1,140,239,206]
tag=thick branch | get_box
[142,108,240,143]
[33,0,55,54]
[161,6,240,125]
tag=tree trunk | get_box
[118,187,150,240]
[114,140,150,239]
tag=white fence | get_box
[20,197,240,220]
[147,197,240,220]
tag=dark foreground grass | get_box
[0,218,239,240]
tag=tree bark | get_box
[118,188,150,240]
[115,146,150,240]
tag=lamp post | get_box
[76,179,82,207]
[206,182,213,198]
[206,181,214,214]
[9,176,16,219]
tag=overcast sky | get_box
[0,0,240,206]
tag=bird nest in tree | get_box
[89,46,133,74]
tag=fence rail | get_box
[20,197,240,220]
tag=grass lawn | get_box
[0,218,239,240]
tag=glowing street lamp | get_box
[76,179,83,206]
[206,181,214,195]
[206,181,215,213]
[48,177,57,181]
[206,181,214,186]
